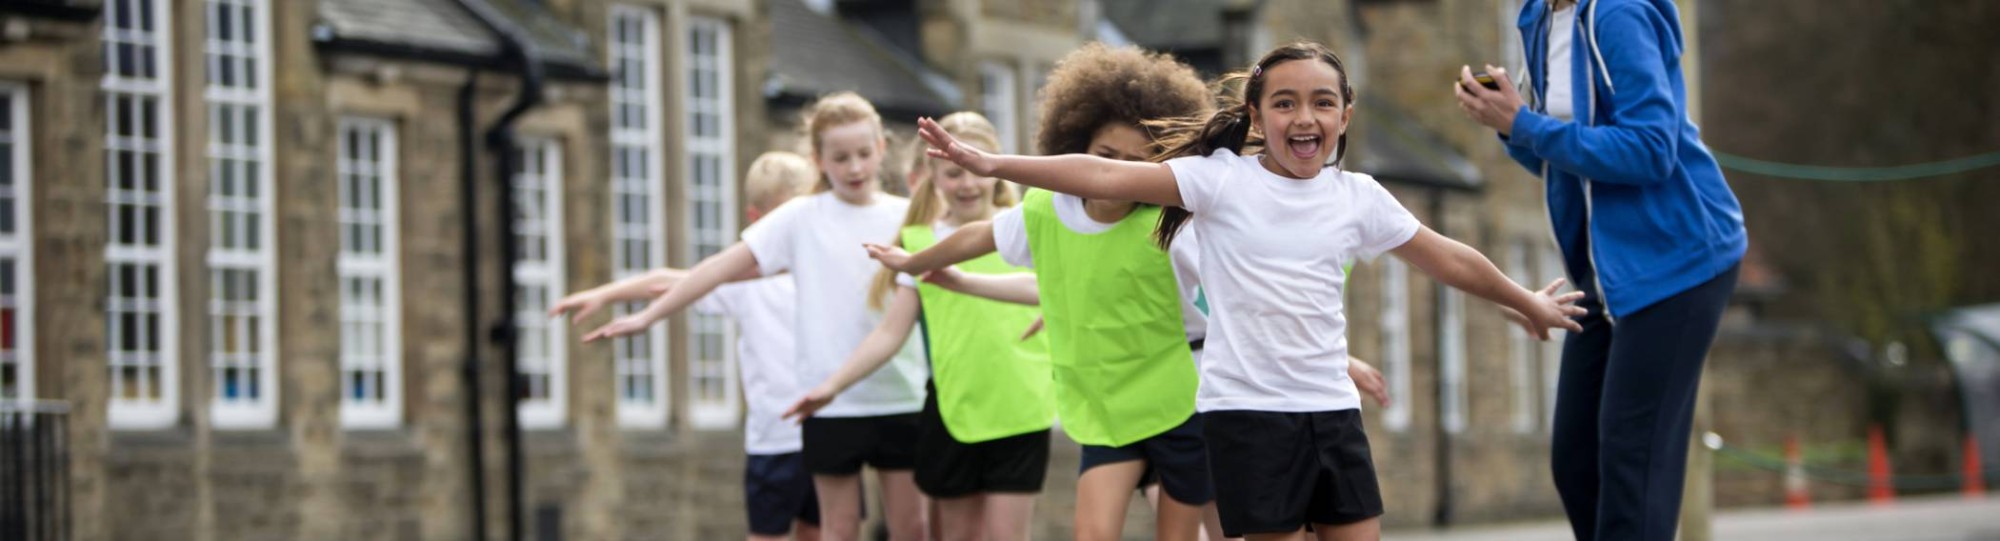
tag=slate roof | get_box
[316,0,602,79]
[767,0,955,118]
[1098,0,1230,51]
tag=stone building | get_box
[0,0,1933,539]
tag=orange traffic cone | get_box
[1965,435,1986,499]
[1868,425,1894,506]
[1784,435,1810,510]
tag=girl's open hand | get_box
[1518,278,1587,341]
[1348,357,1390,408]
[918,116,998,177]
[549,290,609,324]
[864,243,915,272]
[782,386,837,424]
[582,312,655,342]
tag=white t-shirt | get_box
[990,193,1205,341]
[743,192,929,417]
[1545,4,1577,121]
[693,276,802,455]
[1166,149,1419,413]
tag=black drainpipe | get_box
[457,69,489,541]
[457,1,546,539]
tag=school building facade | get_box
[1,0,1864,539]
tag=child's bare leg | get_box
[875,469,928,541]
[812,474,864,541]
[1310,519,1379,541]
[1074,461,1146,541]
[982,492,1036,541]
[931,494,983,541]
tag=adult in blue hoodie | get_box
[1455,0,1745,539]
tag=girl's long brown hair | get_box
[865,112,1016,310]
[1146,41,1354,249]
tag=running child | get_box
[585,93,931,541]
[784,112,1051,541]
[551,151,823,541]
[864,44,1214,541]
[913,41,1585,541]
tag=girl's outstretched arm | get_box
[918,267,1040,306]
[549,267,688,324]
[1389,226,1586,341]
[918,117,1182,206]
[582,242,760,342]
[783,286,922,420]
[865,220,997,276]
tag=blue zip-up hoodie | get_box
[1505,0,1746,320]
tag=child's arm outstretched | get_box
[864,220,997,275]
[919,117,1183,206]
[782,287,922,421]
[581,243,760,342]
[1390,227,1586,340]
[549,268,690,324]
[918,267,1040,306]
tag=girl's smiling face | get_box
[931,160,1000,222]
[1250,58,1353,179]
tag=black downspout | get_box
[1430,189,1455,528]
[458,1,546,539]
[457,69,489,541]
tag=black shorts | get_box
[1204,409,1383,537]
[914,382,1051,498]
[801,412,921,475]
[1078,413,1213,505]
[744,452,821,535]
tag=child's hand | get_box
[1019,316,1045,341]
[581,312,656,342]
[864,243,915,272]
[917,116,998,177]
[1518,278,1587,341]
[781,386,838,424]
[549,290,608,324]
[1348,357,1390,408]
[916,266,964,288]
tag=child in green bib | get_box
[912,41,1587,541]
[783,112,1051,541]
[869,44,1378,541]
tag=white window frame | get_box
[683,15,739,430]
[204,0,278,429]
[978,61,1018,154]
[336,118,402,429]
[1505,241,1537,434]
[608,4,672,429]
[104,0,179,429]
[1440,287,1467,435]
[1541,243,1567,429]
[514,138,566,429]
[0,83,34,402]
[1378,258,1411,432]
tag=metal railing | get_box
[1,400,69,541]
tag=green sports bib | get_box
[903,224,1054,442]
[1020,189,1197,447]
